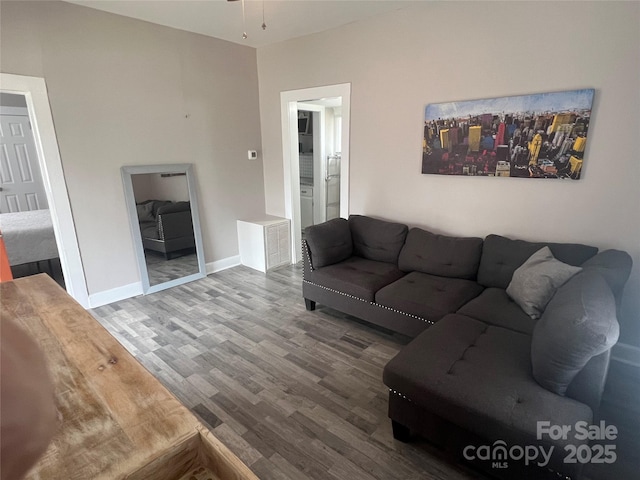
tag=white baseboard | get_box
[85,255,241,309]
[206,255,241,274]
[88,281,143,309]
[612,342,640,368]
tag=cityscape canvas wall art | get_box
[421,89,594,180]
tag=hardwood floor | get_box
[90,263,639,480]
[91,264,483,480]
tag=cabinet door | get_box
[265,224,280,270]
[277,222,290,265]
[264,221,291,270]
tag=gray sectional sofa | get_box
[302,215,632,479]
[136,200,195,259]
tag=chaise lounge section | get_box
[302,214,632,479]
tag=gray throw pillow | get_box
[531,271,618,395]
[506,246,582,319]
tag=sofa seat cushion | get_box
[383,314,593,450]
[375,272,484,323]
[457,288,536,335]
[309,256,405,302]
[139,220,159,240]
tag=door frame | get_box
[0,73,89,307]
[280,83,350,263]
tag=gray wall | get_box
[257,1,640,345]
[1,1,266,295]
[131,174,189,204]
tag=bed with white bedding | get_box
[0,209,58,266]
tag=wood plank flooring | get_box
[91,264,483,480]
[90,263,639,480]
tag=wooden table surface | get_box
[1,274,258,480]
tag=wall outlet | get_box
[248,150,258,160]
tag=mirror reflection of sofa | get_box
[136,200,195,260]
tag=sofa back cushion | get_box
[349,215,408,264]
[398,228,483,279]
[305,218,353,268]
[531,271,619,395]
[477,234,598,289]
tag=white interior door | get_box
[0,113,49,212]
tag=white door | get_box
[0,114,49,212]
[325,153,340,221]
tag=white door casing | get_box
[0,112,49,212]
[0,73,89,308]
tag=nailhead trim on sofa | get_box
[389,388,412,402]
[372,302,435,325]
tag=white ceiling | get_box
[64,0,416,49]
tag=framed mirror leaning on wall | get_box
[121,164,206,294]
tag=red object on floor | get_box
[0,233,13,282]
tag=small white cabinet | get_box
[237,216,291,273]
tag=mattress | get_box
[0,209,58,265]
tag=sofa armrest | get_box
[157,211,194,241]
[302,239,314,278]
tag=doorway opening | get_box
[0,73,89,307]
[280,83,350,263]
[0,93,64,285]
